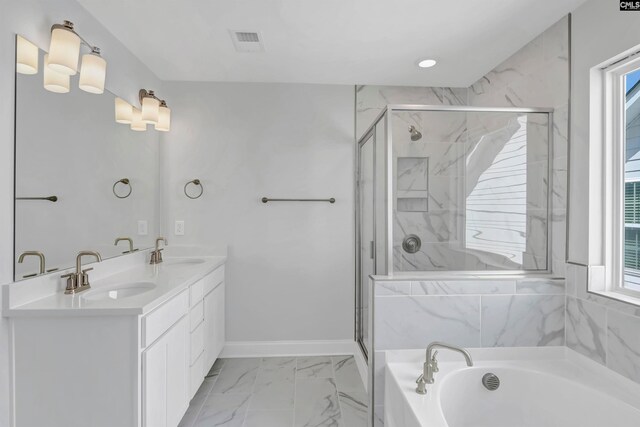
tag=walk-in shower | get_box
[355,105,553,358]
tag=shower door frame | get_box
[355,105,556,354]
[384,104,554,276]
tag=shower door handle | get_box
[370,241,375,259]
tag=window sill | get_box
[589,289,640,308]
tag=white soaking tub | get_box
[384,347,640,427]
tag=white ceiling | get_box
[76,0,586,87]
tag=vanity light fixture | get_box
[417,59,437,68]
[16,36,38,75]
[47,20,107,93]
[115,97,133,124]
[138,89,171,131]
[43,54,70,93]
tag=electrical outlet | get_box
[175,220,185,236]
[137,220,148,236]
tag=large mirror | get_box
[14,37,160,280]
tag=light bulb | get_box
[115,98,133,124]
[47,22,81,75]
[16,35,39,75]
[131,108,147,131]
[43,54,70,93]
[79,50,106,94]
[155,103,171,132]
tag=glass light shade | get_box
[43,54,70,93]
[130,108,147,131]
[78,53,106,94]
[48,26,81,75]
[16,36,39,75]
[155,105,171,132]
[141,96,160,124]
[115,98,133,124]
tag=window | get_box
[623,68,640,294]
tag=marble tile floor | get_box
[179,355,368,427]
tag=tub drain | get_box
[482,373,500,391]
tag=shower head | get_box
[409,125,422,141]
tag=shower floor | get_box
[178,355,367,427]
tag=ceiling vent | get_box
[229,30,264,53]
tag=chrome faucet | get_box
[114,237,137,254]
[18,251,46,275]
[416,341,473,394]
[62,251,102,294]
[150,237,167,265]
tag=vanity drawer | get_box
[143,290,189,347]
[203,266,224,295]
[190,279,204,307]
[190,301,204,332]
[189,352,204,399]
[190,322,205,365]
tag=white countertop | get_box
[4,256,226,317]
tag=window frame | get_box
[602,54,640,301]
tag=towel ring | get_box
[184,179,203,199]
[113,178,132,199]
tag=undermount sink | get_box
[161,258,206,267]
[82,282,156,301]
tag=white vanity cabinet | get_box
[8,260,227,427]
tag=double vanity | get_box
[3,247,226,427]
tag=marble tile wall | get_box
[370,276,566,424]
[565,263,640,385]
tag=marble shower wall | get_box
[370,276,566,424]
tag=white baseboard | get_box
[220,339,357,358]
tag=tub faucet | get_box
[416,341,473,394]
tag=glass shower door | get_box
[357,132,375,358]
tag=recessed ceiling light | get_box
[417,59,437,68]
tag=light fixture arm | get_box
[51,21,102,56]
[139,89,169,108]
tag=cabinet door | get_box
[212,282,225,359]
[204,289,216,370]
[143,335,168,427]
[143,315,189,427]
[166,316,190,427]
[204,282,225,370]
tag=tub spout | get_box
[416,341,473,395]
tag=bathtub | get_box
[384,347,640,427]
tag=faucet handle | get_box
[82,267,94,274]
[431,350,439,372]
[61,272,78,294]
